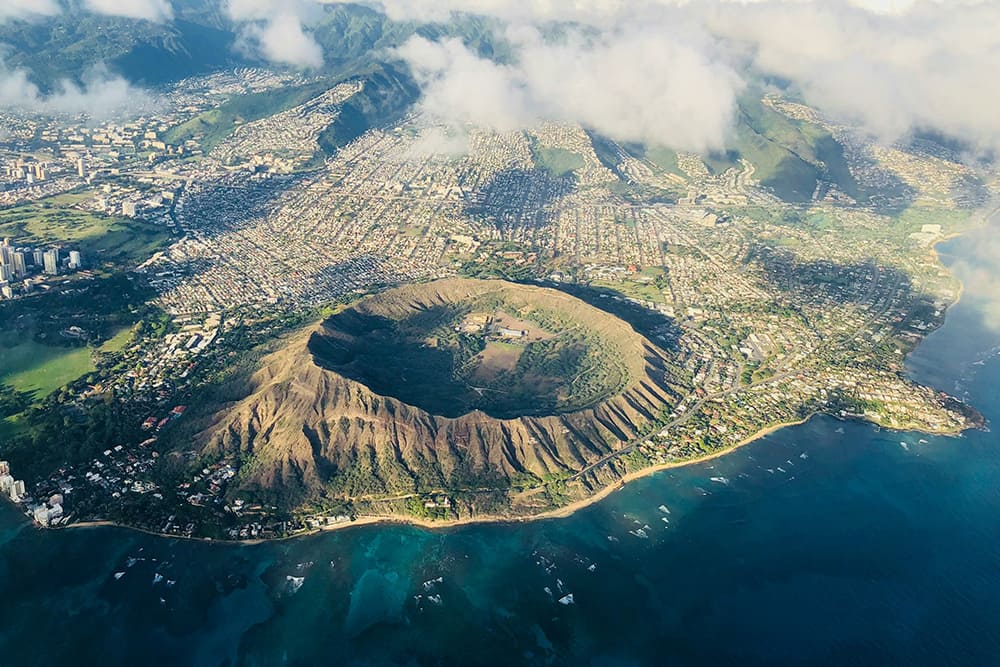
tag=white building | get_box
[43,249,59,275]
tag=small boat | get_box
[658,505,671,515]
[710,476,730,485]
[558,593,575,605]
[113,572,125,580]
[152,573,164,585]
[587,564,597,572]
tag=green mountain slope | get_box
[317,63,420,154]
[705,93,865,203]
[0,12,246,88]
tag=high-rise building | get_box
[77,158,86,178]
[32,249,45,266]
[0,264,9,282]
[43,249,59,275]
[68,250,82,269]
[12,251,26,278]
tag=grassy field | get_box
[99,326,135,354]
[642,146,684,177]
[532,146,586,178]
[894,205,974,235]
[0,199,170,267]
[0,339,94,399]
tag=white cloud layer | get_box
[0,0,60,21]
[228,0,325,68]
[705,1,1000,149]
[379,0,1000,153]
[397,26,742,152]
[83,0,174,22]
[3,0,999,153]
[365,0,994,23]
[0,61,158,118]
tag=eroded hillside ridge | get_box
[198,279,685,509]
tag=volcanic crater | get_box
[198,278,684,514]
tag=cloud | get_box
[364,0,994,23]
[397,25,742,153]
[228,0,324,68]
[0,0,60,21]
[82,0,174,22]
[395,37,533,133]
[944,211,1000,334]
[703,1,1000,151]
[0,61,158,119]
[383,0,1000,154]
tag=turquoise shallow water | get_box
[2,230,1000,666]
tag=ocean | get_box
[1,226,999,666]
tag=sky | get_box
[0,0,997,152]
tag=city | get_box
[0,63,992,540]
[1,2,1000,665]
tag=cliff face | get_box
[197,280,683,509]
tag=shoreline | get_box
[8,206,996,547]
[53,415,818,545]
[935,203,1000,309]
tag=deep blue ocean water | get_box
[2,228,999,666]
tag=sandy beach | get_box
[58,415,817,545]
[36,206,999,546]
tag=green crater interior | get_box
[309,286,631,419]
